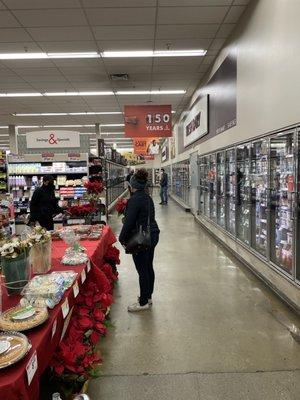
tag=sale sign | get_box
[133,137,159,157]
[124,105,172,137]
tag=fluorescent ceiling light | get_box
[100,124,124,127]
[43,124,94,128]
[0,126,8,129]
[102,50,206,58]
[1,90,184,97]
[44,91,113,96]
[0,52,99,60]
[0,50,206,61]
[14,111,122,116]
[116,90,185,95]
[0,92,42,97]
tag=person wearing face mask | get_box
[29,175,63,231]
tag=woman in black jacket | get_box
[119,169,160,312]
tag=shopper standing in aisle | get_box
[159,168,168,205]
[29,175,63,231]
[119,169,160,312]
[125,169,134,194]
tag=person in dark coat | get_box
[119,169,160,312]
[29,175,62,230]
[159,168,168,205]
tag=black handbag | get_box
[125,198,151,254]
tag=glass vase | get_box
[1,251,30,295]
[30,240,52,274]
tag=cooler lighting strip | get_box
[0,50,206,60]
[0,90,185,97]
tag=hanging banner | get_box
[26,130,80,149]
[183,95,208,147]
[133,137,159,157]
[124,105,172,137]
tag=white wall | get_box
[165,0,300,165]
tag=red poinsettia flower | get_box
[94,322,107,335]
[90,331,101,345]
[115,198,128,216]
[93,308,105,322]
[84,180,104,194]
[77,316,93,330]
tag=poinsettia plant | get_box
[115,198,128,216]
[67,204,96,217]
[84,180,104,194]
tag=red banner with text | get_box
[124,105,172,137]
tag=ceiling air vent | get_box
[110,73,129,81]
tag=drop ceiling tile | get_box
[106,65,152,75]
[0,28,32,42]
[98,40,153,52]
[156,24,219,39]
[10,67,61,75]
[158,6,228,24]
[155,38,211,50]
[0,82,34,90]
[233,0,250,4]
[202,55,217,64]
[53,58,102,68]
[3,0,81,8]
[39,41,98,52]
[82,0,156,7]
[28,26,93,42]
[152,72,199,81]
[152,65,199,73]
[216,23,235,37]
[92,25,155,41]
[22,75,69,83]
[153,57,202,66]
[70,82,113,90]
[86,7,156,26]
[104,58,152,67]
[2,59,54,68]
[13,9,87,27]
[0,11,20,27]
[159,0,231,5]
[0,41,41,52]
[58,66,104,75]
[224,5,246,23]
[210,37,226,50]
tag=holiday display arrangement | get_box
[0,224,120,400]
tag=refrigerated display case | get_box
[203,156,210,218]
[297,130,300,282]
[198,157,206,215]
[251,140,269,257]
[225,148,236,235]
[269,131,294,274]
[216,151,225,228]
[171,160,190,205]
[208,154,217,222]
[236,144,251,245]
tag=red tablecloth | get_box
[0,225,116,400]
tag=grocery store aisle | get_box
[89,196,300,400]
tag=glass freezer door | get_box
[225,149,236,235]
[203,156,210,218]
[269,132,294,275]
[216,151,226,228]
[236,144,251,245]
[198,157,205,215]
[251,140,269,257]
[209,154,217,221]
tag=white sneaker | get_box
[137,296,153,306]
[128,302,150,312]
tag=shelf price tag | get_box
[26,351,38,386]
[73,281,79,298]
[87,260,91,273]
[81,269,86,283]
[61,298,69,319]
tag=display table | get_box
[0,225,116,400]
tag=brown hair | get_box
[134,168,148,182]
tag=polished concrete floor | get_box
[89,196,300,399]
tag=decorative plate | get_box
[0,331,31,369]
[0,306,48,331]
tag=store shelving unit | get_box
[171,160,190,206]
[7,153,89,228]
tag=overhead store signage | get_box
[26,130,80,149]
[124,105,172,137]
[161,139,169,162]
[183,95,208,147]
[133,137,159,159]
